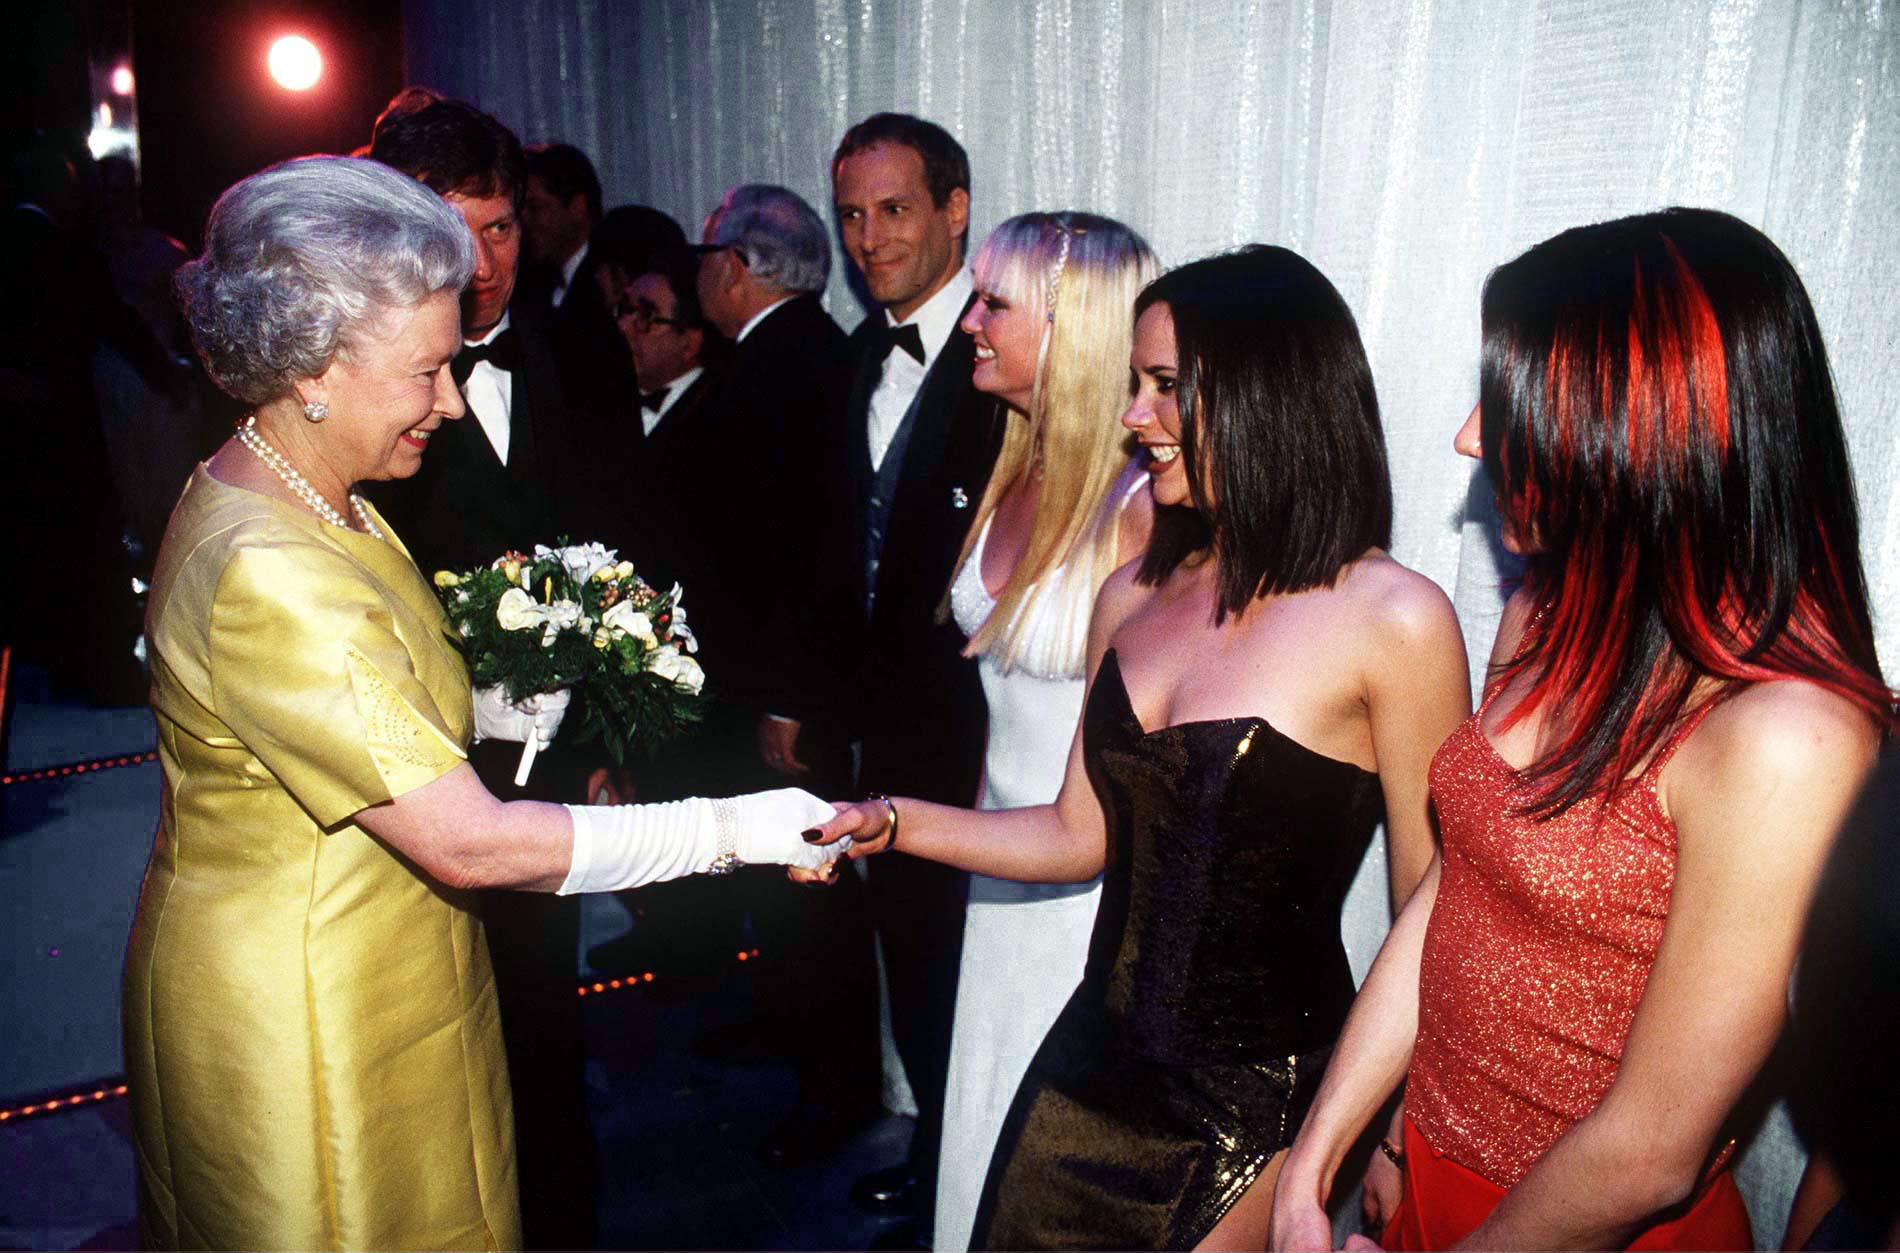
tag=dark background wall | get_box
[132,0,402,249]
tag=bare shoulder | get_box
[1686,680,1881,782]
[1334,552,1463,654]
[1668,679,1882,839]
[1092,558,1153,645]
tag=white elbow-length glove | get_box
[472,685,571,749]
[557,787,849,894]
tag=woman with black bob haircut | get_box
[1271,208,1893,1251]
[810,244,1472,1249]
[1136,245,1393,617]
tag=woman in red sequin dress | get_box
[1269,208,1894,1252]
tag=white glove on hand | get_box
[559,788,850,895]
[737,788,854,871]
[472,685,571,748]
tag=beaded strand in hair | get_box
[1028,215,1084,431]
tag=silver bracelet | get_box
[705,796,742,874]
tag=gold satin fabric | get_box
[124,465,520,1251]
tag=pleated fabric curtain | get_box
[405,1,1899,1241]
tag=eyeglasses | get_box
[615,299,688,331]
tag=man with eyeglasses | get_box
[615,249,713,441]
[581,244,738,983]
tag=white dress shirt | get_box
[867,268,973,473]
[641,365,704,436]
[462,313,513,464]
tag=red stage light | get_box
[268,35,322,91]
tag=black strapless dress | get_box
[970,649,1384,1250]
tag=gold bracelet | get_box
[865,791,899,850]
[1378,1137,1405,1168]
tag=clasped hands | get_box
[786,796,898,884]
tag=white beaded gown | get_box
[934,471,1145,1253]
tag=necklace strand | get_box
[236,416,383,539]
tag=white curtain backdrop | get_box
[406,1,1897,1242]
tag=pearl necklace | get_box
[236,416,384,539]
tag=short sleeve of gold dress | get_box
[123,465,521,1252]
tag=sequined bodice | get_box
[1076,649,1384,1065]
[1406,696,1716,1187]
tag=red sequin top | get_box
[1404,688,1717,1187]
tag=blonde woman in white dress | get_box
[935,211,1159,1252]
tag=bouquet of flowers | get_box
[432,541,706,784]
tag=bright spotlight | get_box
[110,64,134,96]
[268,35,322,91]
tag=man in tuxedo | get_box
[768,113,1000,1240]
[520,142,633,422]
[366,95,599,1252]
[520,142,600,311]
[583,245,742,979]
[666,183,886,1163]
[617,246,716,555]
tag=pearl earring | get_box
[303,399,329,422]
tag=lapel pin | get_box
[950,486,970,509]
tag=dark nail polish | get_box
[801,828,824,843]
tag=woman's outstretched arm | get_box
[810,562,1154,883]
[355,763,575,890]
[353,764,836,892]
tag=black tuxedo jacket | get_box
[783,301,1001,804]
[520,248,638,432]
[607,366,717,578]
[365,303,598,579]
[642,296,853,713]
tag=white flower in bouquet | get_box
[495,587,541,632]
[647,647,705,694]
[541,541,620,587]
[541,599,583,647]
[601,601,658,647]
[666,587,698,653]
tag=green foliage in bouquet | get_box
[432,541,706,765]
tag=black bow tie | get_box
[640,388,669,413]
[875,322,926,366]
[452,329,520,386]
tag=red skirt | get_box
[1381,1116,1752,1251]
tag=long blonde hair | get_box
[953,211,1159,672]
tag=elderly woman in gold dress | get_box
[125,156,842,1250]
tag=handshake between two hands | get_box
[710,789,897,885]
[473,685,897,882]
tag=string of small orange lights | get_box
[0,951,769,1124]
[577,948,761,997]
[0,1082,129,1124]
[1,750,159,786]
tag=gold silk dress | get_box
[124,465,520,1251]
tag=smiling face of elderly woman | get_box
[303,291,465,484]
[177,156,478,495]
